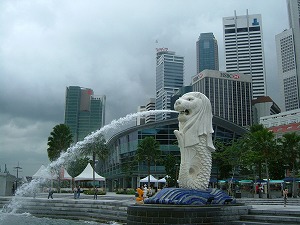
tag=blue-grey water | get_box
[0,212,120,225]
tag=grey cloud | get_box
[0,0,289,175]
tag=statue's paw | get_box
[174,130,183,147]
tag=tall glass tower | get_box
[223,11,267,99]
[196,32,219,73]
[64,86,106,142]
[155,48,184,121]
[276,0,300,111]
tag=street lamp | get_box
[175,163,179,188]
[14,162,22,191]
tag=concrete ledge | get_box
[127,204,249,225]
[0,196,129,224]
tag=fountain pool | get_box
[0,212,120,225]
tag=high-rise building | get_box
[64,86,106,142]
[223,11,267,99]
[276,0,300,111]
[191,70,252,127]
[145,98,156,124]
[156,48,184,120]
[252,96,281,125]
[196,32,219,73]
[136,98,156,125]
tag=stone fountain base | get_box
[127,204,249,225]
[127,188,247,224]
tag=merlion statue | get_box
[144,92,235,205]
[174,92,215,190]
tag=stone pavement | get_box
[251,204,300,212]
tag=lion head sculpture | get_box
[174,92,215,151]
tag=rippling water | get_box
[0,212,120,225]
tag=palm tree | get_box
[278,132,300,197]
[47,124,73,192]
[47,124,73,162]
[243,125,277,198]
[81,134,109,189]
[135,136,161,187]
[163,154,179,187]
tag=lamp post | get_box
[14,162,22,191]
[175,163,179,188]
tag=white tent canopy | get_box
[61,168,73,180]
[74,163,105,181]
[32,165,58,180]
[158,177,166,183]
[140,175,158,183]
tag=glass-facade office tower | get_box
[64,86,106,142]
[156,48,184,121]
[276,0,300,111]
[196,32,219,73]
[192,69,252,127]
[223,11,267,99]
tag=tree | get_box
[163,154,179,187]
[278,132,300,197]
[135,136,161,187]
[47,124,73,162]
[242,125,277,198]
[212,139,232,180]
[80,134,109,188]
[67,157,90,178]
[121,158,136,188]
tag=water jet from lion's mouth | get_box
[1,109,178,215]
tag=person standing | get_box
[135,185,144,203]
[73,186,77,199]
[48,187,53,199]
[77,186,81,199]
[283,188,288,207]
[143,185,148,199]
[94,187,98,200]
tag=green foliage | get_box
[212,125,300,184]
[47,124,73,162]
[278,132,300,196]
[278,132,300,170]
[83,189,106,195]
[212,140,232,179]
[121,159,136,188]
[66,157,89,178]
[81,134,109,161]
[163,154,179,187]
[79,134,109,187]
[116,188,136,195]
[135,136,161,186]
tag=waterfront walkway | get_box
[1,193,300,224]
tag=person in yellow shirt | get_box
[136,185,144,203]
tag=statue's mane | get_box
[179,92,215,151]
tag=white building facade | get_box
[260,108,300,128]
[276,0,300,111]
[223,11,266,99]
[156,48,184,121]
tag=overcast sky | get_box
[0,0,289,177]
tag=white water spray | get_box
[1,110,177,214]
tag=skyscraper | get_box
[191,70,252,127]
[156,48,184,121]
[223,11,267,99]
[196,32,219,73]
[64,86,106,142]
[276,0,300,111]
